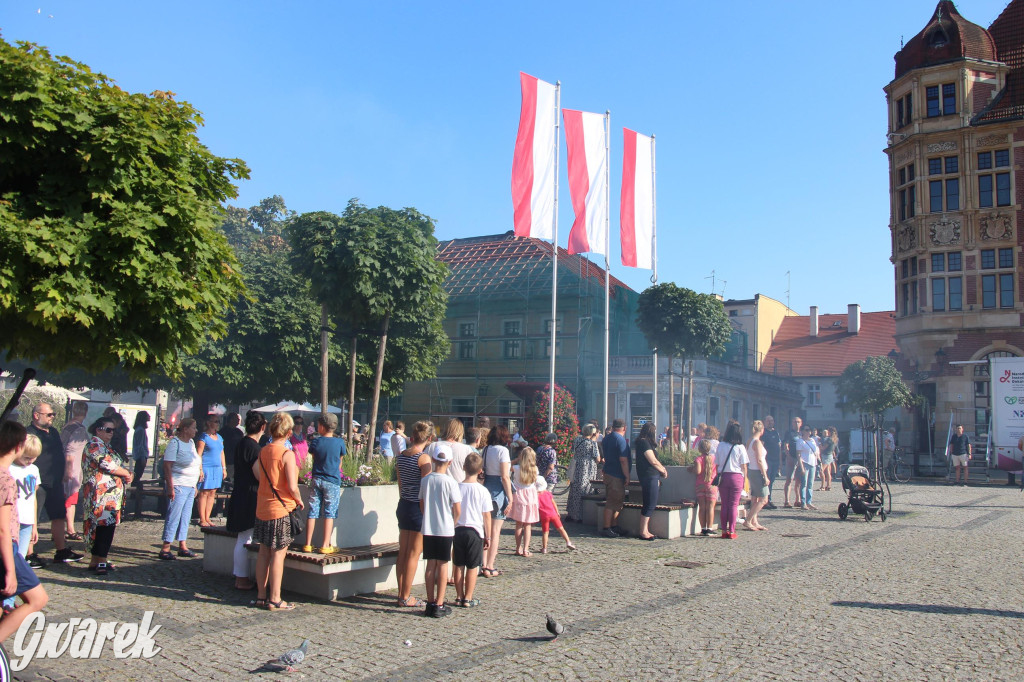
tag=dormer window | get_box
[929,29,949,48]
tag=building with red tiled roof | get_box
[400,231,648,428]
[761,307,899,435]
[886,1,1024,462]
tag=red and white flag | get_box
[620,128,654,269]
[512,72,558,240]
[563,109,608,256]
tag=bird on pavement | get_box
[545,614,564,640]
[261,639,309,673]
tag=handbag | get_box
[259,455,305,537]
[712,445,736,487]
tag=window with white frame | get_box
[807,384,821,407]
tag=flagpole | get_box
[548,81,561,434]
[603,111,611,431]
[650,134,658,432]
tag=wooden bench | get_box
[201,526,423,601]
[129,484,230,519]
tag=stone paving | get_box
[10,481,1024,681]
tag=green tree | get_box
[178,198,350,413]
[0,39,249,380]
[636,283,732,443]
[523,384,580,461]
[836,355,914,473]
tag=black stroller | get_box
[837,464,886,522]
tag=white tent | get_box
[252,400,307,413]
[301,403,342,415]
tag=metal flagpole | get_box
[548,82,561,434]
[650,135,658,431]
[603,111,611,431]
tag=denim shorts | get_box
[307,477,341,519]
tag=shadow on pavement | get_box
[832,601,1024,619]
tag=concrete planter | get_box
[299,483,400,546]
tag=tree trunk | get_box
[320,303,329,417]
[192,390,211,423]
[367,313,390,462]
[347,335,357,455]
[667,354,675,449]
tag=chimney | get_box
[810,306,819,337]
[848,304,861,334]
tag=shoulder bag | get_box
[259,454,305,537]
[712,445,735,487]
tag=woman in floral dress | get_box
[81,416,133,575]
[566,424,601,523]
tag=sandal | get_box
[461,598,480,607]
[177,548,197,558]
[65,532,84,541]
[267,600,295,611]
[87,563,117,572]
[92,562,109,575]
[158,550,176,561]
[566,543,578,552]
[251,598,267,609]
[397,597,425,608]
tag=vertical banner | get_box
[990,356,1024,472]
[512,72,558,240]
[563,109,608,256]
[620,128,654,269]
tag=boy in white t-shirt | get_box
[10,436,42,568]
[4,434,43,612]
[419,443,462,618]
[452,453,491,608]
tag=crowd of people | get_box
[0,399,853,634]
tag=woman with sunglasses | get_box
[81,416,133,574]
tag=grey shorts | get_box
[748,470,769,498]
[604,476,625,512]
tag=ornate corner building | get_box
[886,1,1024,452]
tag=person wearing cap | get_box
[418,441,462,618]
[302,414,346,554]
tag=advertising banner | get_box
[990,356,1024,472]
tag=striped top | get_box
[397,452,424,502]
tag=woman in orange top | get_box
[253,412,304,611]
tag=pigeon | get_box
[262,639,309,673]
[545,614,564,640]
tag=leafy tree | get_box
[290,200,448,456]
[836,355,914,473]
[0,39,249,380]
[523,384,580,461]
[636,283,732,444]
[178,198,350,413]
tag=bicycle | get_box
[552,462,570,495]
[886,447,912,483]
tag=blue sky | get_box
[3,0,1015,315]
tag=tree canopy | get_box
[836,355,914,416]
[0,38,249,380]
[636,283,732,360]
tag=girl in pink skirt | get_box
[509,447,540,557]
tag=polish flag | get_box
[563,109,607,256]
[620,128,654,269]
[512,72,558,240]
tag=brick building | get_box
[886,1,1024,456]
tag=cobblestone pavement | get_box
[10,481,1024,681]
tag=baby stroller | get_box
[837,464,886,522]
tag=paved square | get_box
[11,482,1024,680]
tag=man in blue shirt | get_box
[601,419,631,537]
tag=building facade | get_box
[886,1,1024,455]
[399,232,648,429]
